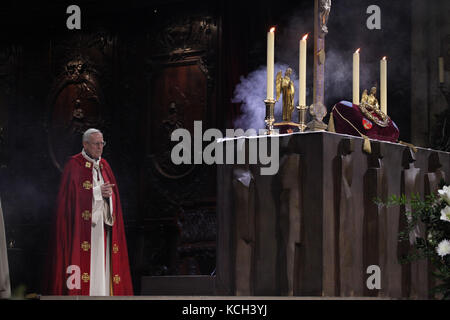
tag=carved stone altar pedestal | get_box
[216,131,450,298]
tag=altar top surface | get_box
[217,130,449,155]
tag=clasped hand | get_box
[101,182,115,198]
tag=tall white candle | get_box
[299,34,308,106]
[439,57,445,84]
[267,27,275,100]
[380,56,387,115]
[353,49,360,105]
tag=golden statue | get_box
[276,68,295,122]
[361,86,380,110]
[359,86,389,127]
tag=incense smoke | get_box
[324,49,375,105]
[232,0,412,132]
[232,63,302,130]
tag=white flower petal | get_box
[438,186,450,205]
[436,239,450,257]
[440,206,450,222]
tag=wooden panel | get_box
[46,55,106,172]
[49,82,103,170]
[139,10,219,282]
[152,61,206,153]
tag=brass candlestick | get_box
[297,105,309,132]
[264,99,276,135]
[273,67,303,133]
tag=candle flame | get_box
[302,34,309,41]
[355,48,360,54]
[270,27,275,33]
[382,56,387,60]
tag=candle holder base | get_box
[273,121,302,134]
[307,102,328,132]
[306,119,328,131]
[297,105,309,132]
[264,99,276,135]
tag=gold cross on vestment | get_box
[113,274,121,285]
[82,210,91,221]
[83,181,92,190]
[81,241,90,251]
[82,273,90,283]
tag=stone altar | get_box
[215,131,449,298]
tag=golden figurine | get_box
[361,86,380,110]
[359,86,389,127]
[276,68,295,122]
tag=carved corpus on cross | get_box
[307,0,331,131]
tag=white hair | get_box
[82,128,102,142]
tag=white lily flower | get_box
[441,206,450,223]
[438,185,450,206]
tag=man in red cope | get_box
[45,128,133,296]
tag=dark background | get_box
[0,0,435,295]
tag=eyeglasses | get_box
[89,141,106,147]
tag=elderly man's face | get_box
[83,132,104,160]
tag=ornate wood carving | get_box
[144,16,217,202]
[46,54,106,171]
[145,13,217,181]
[46,32,115,172]
[150,16,217,56]
[140,11,219,278]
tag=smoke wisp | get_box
[232,63,302,130]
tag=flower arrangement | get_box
[385,183,450,299]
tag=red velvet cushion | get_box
[331,101,399,143]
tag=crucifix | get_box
[307,0,331,131]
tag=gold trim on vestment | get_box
[82,273,90,283]
[81,241,90,251]
[83,181,93,190]
[82,210,91,221]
